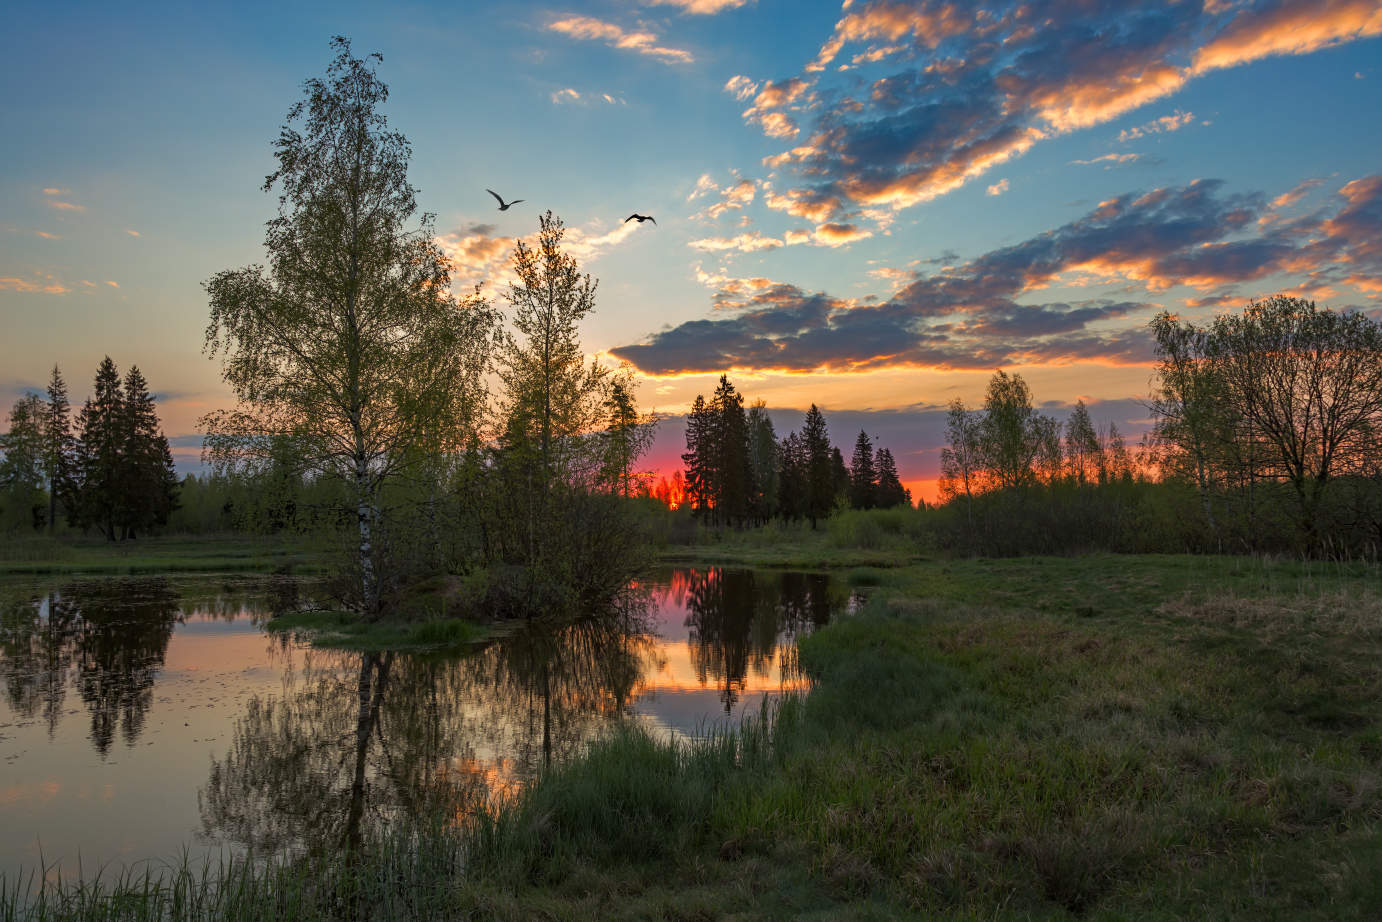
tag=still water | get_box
[0,568,850,876]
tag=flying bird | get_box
[487,189,524,211]
[624,213,656,225]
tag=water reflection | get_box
[1,568,852,871]
[676,569,842,713]
[2,580,181,754]
[0,577,305,755]
[199,606,662,854]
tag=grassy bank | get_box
[7,552,1382,919]
[264,608,493,652]
[0,535,324,576]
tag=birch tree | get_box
[202,38,496,613]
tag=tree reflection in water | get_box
[0,578,182,755]
[679,569,845,713]
[199,595,660,855]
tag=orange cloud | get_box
[644,0,748,12]
[986,178,1009,196]
[547,15,694,64]
[48,200,84,212]
[0,273,69,294]
[813,222,873,246]
[1117,110,1197,143]
[1192,0,1382,74]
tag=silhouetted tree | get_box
[75,357,125,540]
[802,405,833,528]
[849,430,876,509]
[875,447,910,508]
[600,371,656,498]
[746,400,778,523]
[43,366,76,533]
[118,366,178,538]
[682,395,713,519]
[709,375,752,527]
[777,431,806,521]
[1065,400,1102,485]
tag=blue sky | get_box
[3,0,1380,497]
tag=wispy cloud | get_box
[644,0,750,13]
[0,273,70,295]
[551,87,581,104]
[1117,110,1196,143]
[41,187,69,196]
[986,179,1009,197]
[547,15,694,64]
[47,200,84,212]
[723,75,759,101]
[125,229,141,237]
[1071,153,1142,167]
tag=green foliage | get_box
[0,394,47,533]
[202,38,497,612]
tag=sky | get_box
[2,0,1380,501]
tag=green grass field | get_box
[6,549,1382,919]
[0,535,326,576]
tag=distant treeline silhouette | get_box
[0,358,177,539]
[680,375,911,529]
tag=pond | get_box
[0,567,852,877]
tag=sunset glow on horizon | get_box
[3,1,1379,500]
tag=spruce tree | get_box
[746,401,778,524]
[709,375,751,527]
[1,395,48,531]
[43,365,76,533]
[777,431,806,521]
[76,357,125,540]
[849,430,877,509]
[682,395,713,519]
[120,366,178,538]
[875,447,909,508]
[801,405,833,528]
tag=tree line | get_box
[0,359,177,539]
[931,296,1382,558]
[681,375,910,529]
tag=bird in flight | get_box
[487,189,524,211]
[624,213,656,225]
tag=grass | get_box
[264,609,492,652]
[0,535,324,576]
[6,550,1382,919]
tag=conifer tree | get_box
[746,401,778,523]
[709,375,751,527]
[777,431,806,521]
[682,395,713,519]
[849,430,877,509]
[801,405,834,528]
[600,372,656,499]
[1,395,48,531]
[119,366,178,537]
[75,357,125,540]
[43,365,76,533]
[875,447,910,508]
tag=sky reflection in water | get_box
[0,568,851,875]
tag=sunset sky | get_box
[3,0,1380,500]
